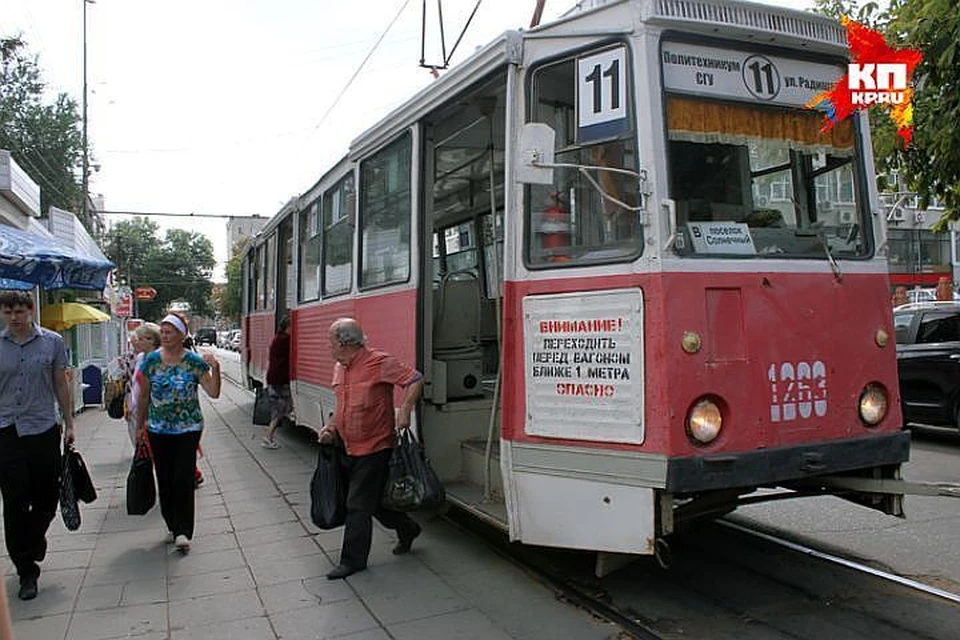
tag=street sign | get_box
[134,286,157,300]
[114,286,133,317]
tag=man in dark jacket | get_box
[261,316,292,448]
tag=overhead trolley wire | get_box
[312,0,414,133]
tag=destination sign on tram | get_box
[661,41,843,108]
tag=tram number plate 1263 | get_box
[768,361,827,422]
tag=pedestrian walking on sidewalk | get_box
[261,316,292,449]
[318,318,424,580]
[123,323,161,447]
[0,291,76,600]
[135,311,221,553]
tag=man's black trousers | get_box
[340,448,417,569]
[0,424,61,580]
[149,431,201,540]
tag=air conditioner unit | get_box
[839,210,855,224]
[915,211,925,223]
[887,208,905,222]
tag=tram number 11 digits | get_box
[584,59,620,113]
[768,361,827,422]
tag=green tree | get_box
[102,218,216,321]
[0,36,84,220]
[884,0,960,226]
[814,1,960,221]
[221,237,251,324]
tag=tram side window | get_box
[360,134,412,288]
[265,235,277,309]
[526,52,642,266]
[323,174,355,296]
[299,201,321,302]
[253,245,266,311]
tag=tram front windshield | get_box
[666,96,869,259]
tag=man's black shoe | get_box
[18,575,38,600]
[326,564,361,580]
[393,521,422,555]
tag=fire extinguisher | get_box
[540,192,570,261]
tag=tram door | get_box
[418,72,508,497]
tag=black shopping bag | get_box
[310,443,347,529]
[382,430,445,512]
[59,448,81,531]
[67,447,97,504]
[126,440,156,516]
[253,387,270,426]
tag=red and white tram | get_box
[242,0,909,569]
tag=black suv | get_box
[894,302,960,428]
[195,326,218,346]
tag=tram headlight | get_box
[687,398,722,444]
[858,383,888,426]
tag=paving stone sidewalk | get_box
[3,382,619,640]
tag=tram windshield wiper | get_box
[796,228,842,282]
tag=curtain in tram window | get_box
[666,96,854,155]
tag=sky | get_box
[1,0,816,280]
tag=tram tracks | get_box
[444,505,960,639]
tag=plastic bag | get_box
[126,440,156,516]
[67,446,97,504]
[59,448,81,531]
[382,430,445,512]
[253,387,271,426]
[310,443,347,529]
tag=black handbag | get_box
[382,430,445,512]
[310,443,347,529]
[126,439,156,516]
[253,387,271,426]
[107,391,125,419]
[67,446,97,504]
[59,448,81,531]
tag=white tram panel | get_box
[523,288,644,444]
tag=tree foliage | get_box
[221,237,251,324]
[0,36,84,219]
[884,0,960,227]
[102,218,216,321]
[813,0,960,221]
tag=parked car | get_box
[894,302,960,428]
[229,330,242,351]
[195,326,218,346]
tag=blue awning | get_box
[0,223,114,291]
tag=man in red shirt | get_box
[319,318,424,579]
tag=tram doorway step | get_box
[460,438,503,498]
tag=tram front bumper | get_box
[664,431,911,494]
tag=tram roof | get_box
[348,0,846,159]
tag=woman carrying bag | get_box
[135,312,221,553]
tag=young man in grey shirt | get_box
[0,291,75,600]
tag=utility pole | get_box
[81,0,91,230]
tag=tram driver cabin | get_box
[241,0,909,572]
